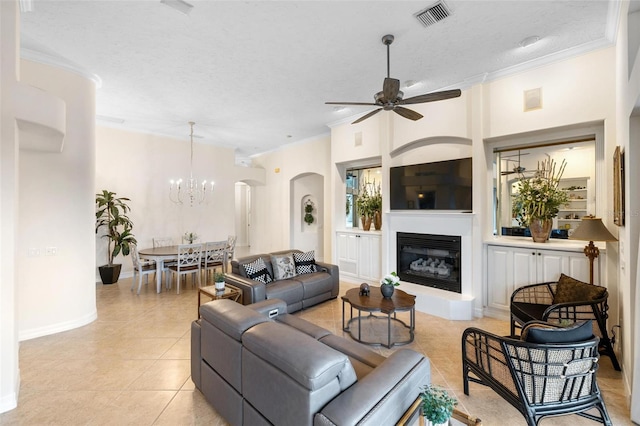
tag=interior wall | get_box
[234,183,250,247]
[17,60,97,340]
[249,135,331,257]
[95,126,237,276]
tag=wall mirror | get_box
[346,166,381,228]
[494,138,596,239]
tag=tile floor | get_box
[0,274,631,425]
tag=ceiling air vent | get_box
[415,1,451,27]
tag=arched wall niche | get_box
[290,172,324,259]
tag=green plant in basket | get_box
[420,385,457,424]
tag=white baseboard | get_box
[18,310,97,341]
[0,370,19,413]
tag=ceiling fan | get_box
[500,151,529,175]
[326,34,461,124]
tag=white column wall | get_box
[0,0,20,413]
[17,60,97,340]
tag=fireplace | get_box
[396,232,461,293]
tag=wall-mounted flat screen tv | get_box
[390,157,472,211]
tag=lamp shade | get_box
[569,217,617,242]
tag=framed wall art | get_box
[613,146,624,226]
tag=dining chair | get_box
[167,243,203,294]
[152,236,176,287]
[226,235,237,269]
[130,245,157,295]
[201,241,227,285]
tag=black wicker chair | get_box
[510,280,620,371]
[462,326,612,426]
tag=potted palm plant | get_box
[96,190,137,284]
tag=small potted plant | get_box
[184,232,198,244]
[380,271,400,298]
[95,190,137,284]
[420,385,457,426]
[214,271,225,291]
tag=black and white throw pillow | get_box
[243,258,273,284]
[293,250,317,275]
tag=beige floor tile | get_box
[128,359,191,390]
[154,390,228,425]
[1,277,631,425]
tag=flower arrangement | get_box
[420,385,457,424]
[380,271,400,287]
[512,158,568,227]
[184,232,198,244]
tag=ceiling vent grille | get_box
[415,1,451,27]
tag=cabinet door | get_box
[565,251,593,283]
[512,247,537,288]
[537,249,567,282]
[487,245,511,311]
[336,233,358,277]
[358,234,381,281]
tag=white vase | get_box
[215,281,225,291]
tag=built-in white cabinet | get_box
[486,244,594,314]
[336,230,381,283]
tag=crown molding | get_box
[21,47,102,87]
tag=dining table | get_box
[138,245,180,293]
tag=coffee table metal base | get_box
[342,300,415,348]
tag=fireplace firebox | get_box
[396,232,461,293]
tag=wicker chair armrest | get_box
[462,328,518,397]
[510,282,556,305]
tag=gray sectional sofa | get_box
[191,298,431,426]
[225,249,339,313]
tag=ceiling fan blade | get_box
[352,108,382,124]
[383,78,400,101]
[325,102,378,106]
[393,106,423,121]
[401,89,462,105]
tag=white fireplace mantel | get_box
[387,211,475,320]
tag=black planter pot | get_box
[99,264,122,284]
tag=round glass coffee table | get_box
[341,286,415,348]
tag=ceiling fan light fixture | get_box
[160,0,194,15]
[519,35,540,48]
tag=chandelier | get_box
[169,121,213,206]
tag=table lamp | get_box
[569,216,617,284]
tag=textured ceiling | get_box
[20,1,616,164]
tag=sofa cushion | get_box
[265,279,304,306]
[276,313,332,340]
[521,320,594,344]
[293,250,317,275]
[271,253,297,280]
[295,271,334,299]
[553,274,606,304]
[243,257,273,284]
[237,254,274,279]
[243,321,357,391]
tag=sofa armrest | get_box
[315,261,339,298]
[315,349,430,426]
[225,273,266,305]
[248,298,288,317]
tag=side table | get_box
[342,286,415,348]
[197,284,242,317]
